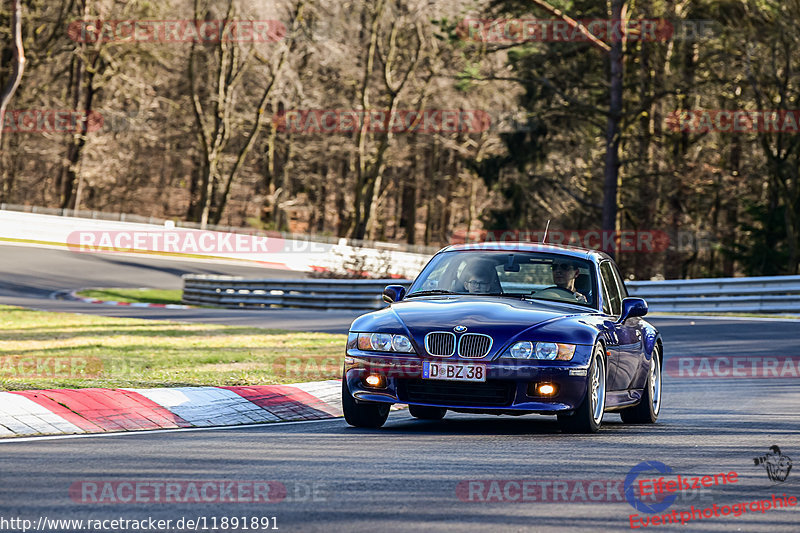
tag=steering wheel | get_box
[535,286,583,300]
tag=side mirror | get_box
[382,285,407,303]
[617,297,648,323]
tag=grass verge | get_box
[75,287,184,305]
[0,305,345,391]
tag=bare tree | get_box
[189,0,306,227]
[0,0,25,146]
[527,0,619,253]
[350,1,427,240]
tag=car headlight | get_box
[536,342,558,360]
[503,342,576,361]
[354,332,415,353]
[371,333,393,351]
[391,335,414,352]
[508,341,533,359]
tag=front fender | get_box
[349,307,410,336]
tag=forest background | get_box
[2,0,799,280]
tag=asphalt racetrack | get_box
[1,244,799,532]
[0,245,363,332]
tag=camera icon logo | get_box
[753,445,792,483]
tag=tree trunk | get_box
[272,138,293,232]
[212,2,303,225]
[602,0,624,257]
[260,102,278,225]
[315,163,328,233]
[0,0,25,147]
[335,156,349,237]
[664,38,697,279]
[400,155,417,244]
[350,0,385,239]
[63,56,100,210]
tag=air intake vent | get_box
[458,333,493,358]
[398,379,514,407]
[425,332,456,357]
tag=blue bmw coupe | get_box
[342,243,662,433]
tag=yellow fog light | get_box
[364,374,386,388]
[528,382,558,396]
[538,383,556,395]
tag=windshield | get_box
[407,251,598,308]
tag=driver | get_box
[551,260,588,302]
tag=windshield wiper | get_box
[406,290,458,297]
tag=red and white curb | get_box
[67,289,192,309]
[0,380,349,438]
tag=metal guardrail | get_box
[183,274,800,313]
[627,275,800,313]
[182,275,412,310]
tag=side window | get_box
[600,280,612,315]
[611,263,629,298]
[600,262,622,316]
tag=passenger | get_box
[551,260,588,302]
[461,260,501,294]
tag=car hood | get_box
[351,296,602,354]
[394,297,567,330]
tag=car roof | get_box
[438,242,613,263]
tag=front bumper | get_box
[343,350,591,414]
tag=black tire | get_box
[342,377,390,428]
[408,405,447,420]
[558,343,606,434]
[620,345,662,424]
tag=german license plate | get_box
[422,361,486,382]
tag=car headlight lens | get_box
[508,341,534,359]
[355,333,416,353]
[370,333,393,351]
[502,342,577,361]
[391,335,414,353]
[535,342,558,360]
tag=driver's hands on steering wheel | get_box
[536,286,587,303]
